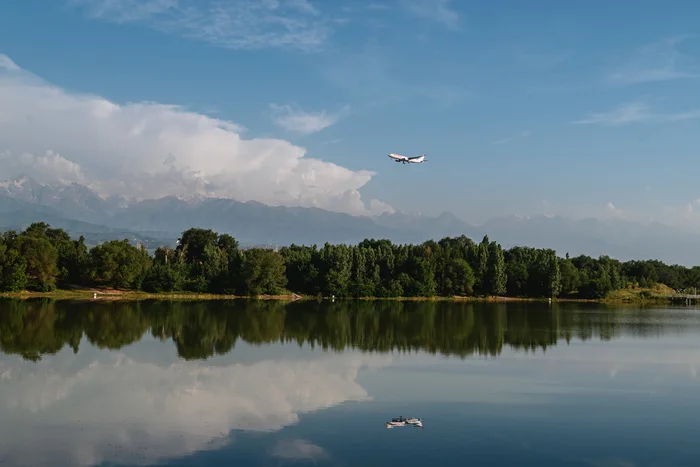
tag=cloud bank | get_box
[0,346,391,466]
[0,53,391,216]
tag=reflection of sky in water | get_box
[0,336,391,466]
[1,313,700,466]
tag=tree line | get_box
[0,299,666,362]
[1,222,699,299]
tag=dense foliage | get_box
[1,223,699,299]
[0,299,666,362]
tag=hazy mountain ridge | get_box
[480,214,699,265]
[0,174,123,222]
[0,175,698,265]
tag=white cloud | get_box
[0,53,392,216]
[68,0,334,51]
[605,34,700,85]
[603,201,627,220]
[0,150,86,185]
[0,54,20,71]
[573,102,700,126]
[0,347,391,467]
[400,0,460,30]
[269,103,348,134]
[369,199,396,216]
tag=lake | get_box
[1,299,699,467]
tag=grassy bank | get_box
[601,283,677,303]
[0,287,301,301]
[0,284,685,304]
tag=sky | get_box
[1,0,700,226]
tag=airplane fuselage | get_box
[388,153,426,164]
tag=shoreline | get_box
[0,288,686,304]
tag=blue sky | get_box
[1,0,700,226]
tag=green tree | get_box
[558,257,579,295]
[444,258,475,296]
[320,243,352,297]
[239,248,287,295]
[475,236,490,294]
[88,240,152,289]
[486,241,507,296]
[17,231,59,291]
[0,234,28,291]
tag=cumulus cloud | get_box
[369,199,395,215]
[269,103,348,134]
[68,0,333,51]
[0,53,392,216]
[0,150,86,185]
[0,54,20,71]
[0,348,391,466]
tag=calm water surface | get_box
[1,299,699,466]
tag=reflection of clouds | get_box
[359,336,700,406]
[0,347,391,467]
[271,439,329,461]
[519,383,656,396]
[502,337,700,380]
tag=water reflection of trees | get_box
[0,299,686,362]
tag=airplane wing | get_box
[407,154,427,162]
[388,153,408,161]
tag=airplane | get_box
[385,416,424,428]
[388,153,427,164]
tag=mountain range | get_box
[1,175,698,266]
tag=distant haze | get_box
[1,174,699,266]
